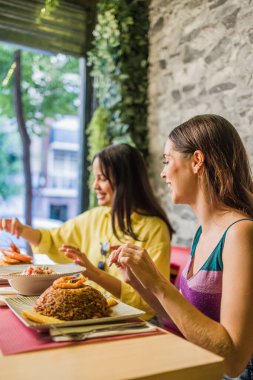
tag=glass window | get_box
[50,205,68,222]
[0,44,81,223]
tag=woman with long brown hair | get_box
[0,143,173,321]
[109,115,253,378]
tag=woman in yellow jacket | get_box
[0,144,173,320]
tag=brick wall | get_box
[148,0,253,247]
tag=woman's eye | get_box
[162,161,169,165]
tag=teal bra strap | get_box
[203,218,253,271]
[190,226,202,258]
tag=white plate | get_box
[5,295,145,331]
[0,265,30,277]
[0,265,26,286]
[0,264,85,279]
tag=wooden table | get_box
[0,272,224,380]
[0,331,224,380]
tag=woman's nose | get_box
[160,168,166,179]
[92,178,99,190]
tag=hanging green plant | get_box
[36,0,60,23]
[117,0,150,156]
[87,107,110,163]
[86,107,110,208]
[86,0,149,208]
[87,0,149,154]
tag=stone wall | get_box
[148,0,253,247]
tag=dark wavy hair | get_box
[169,114,253,217]
[93,143,174,240]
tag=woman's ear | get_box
[192,150,205,174]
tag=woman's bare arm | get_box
[0,218,41,246]
[112,223,253,377]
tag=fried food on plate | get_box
[22,310,64,324]
[106,298,118,307]
[0,242,32,265]
[34,276,110,321]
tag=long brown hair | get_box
[169,114,253,217]
[93,144,174,240]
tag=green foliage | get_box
[0,44,79,199]
[36,0,60,23]
[88,0,149,154]
[87,107,110,162]
[0,45,79,136]
[86,0,149,208]
[86,107,110,207]
[0,129,21,199]
[0,46,15,118]
[118,0,150,155]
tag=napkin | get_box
[0,287,18,295]
[0,288,19,306]
[50,321,157,342]
[0,308,164,355]
[0,279,9,285]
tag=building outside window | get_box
[33,116,80,222]
[50,204,68,222]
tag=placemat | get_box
[0,279,9,285]
[0,308,164,356]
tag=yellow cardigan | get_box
[32,206,170,320]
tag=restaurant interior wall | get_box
[148,0,253,247]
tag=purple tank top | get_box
[164,218,253,334]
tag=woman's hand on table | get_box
[108,243,162,291]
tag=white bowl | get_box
[0,264,85,296]
[8,276,57,296]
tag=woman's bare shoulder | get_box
[227,216,253,235]
[223,217,253,261]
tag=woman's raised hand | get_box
[59,245,96,276]
[108,243,162,290]
[107,246,135,284]
[0,217,24,238]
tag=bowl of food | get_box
[0,264,85,296]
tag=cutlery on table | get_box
[49,321,156,342]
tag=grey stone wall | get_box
[148,0,253,247]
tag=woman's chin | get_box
[172,195,187,205]
[97,198,111,207]
[169,191,176,203]
[170,193,180,204]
